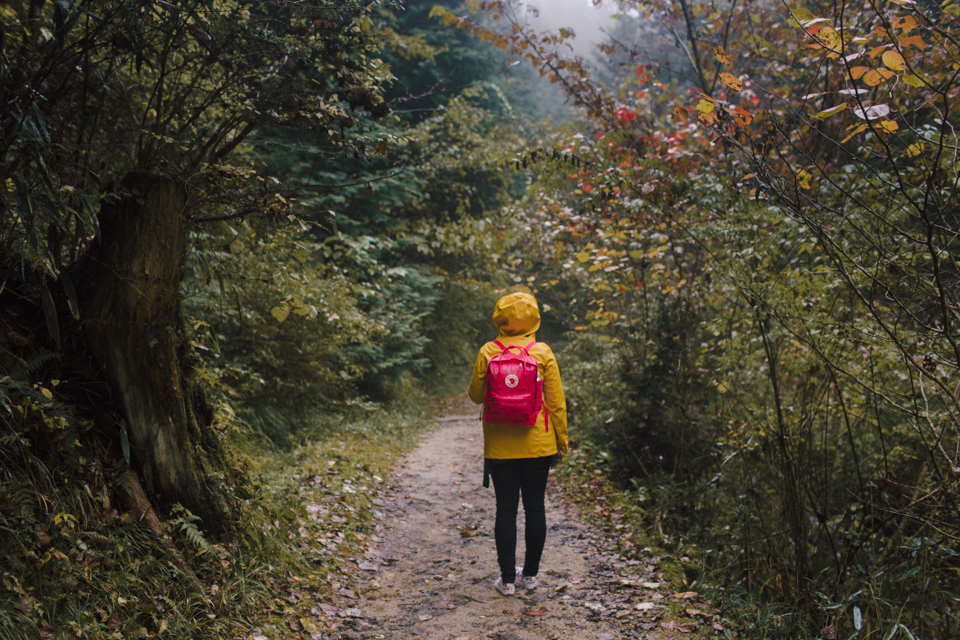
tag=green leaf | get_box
[271,306,290,322]
[61,271,80,320]
[40,282,61,348]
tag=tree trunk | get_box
[76,172,229,535]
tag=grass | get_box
[0,389,438,640]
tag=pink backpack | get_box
[483,340,548,431]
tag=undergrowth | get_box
[0,350,434,640]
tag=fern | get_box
[168,504,216,555]
[7,349,57,380]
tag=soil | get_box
[321,409,707,640]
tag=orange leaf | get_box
[714,45,732,65]
[698,110,718,126]
[869,45,888,59]
[898,16,917,34]
[719,72,744,92]
[882,50,907,72]
[899,35,926,50]
[863,69,893,86]
[849,66,870,79]
[732,106,753,127]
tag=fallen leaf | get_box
[289,619,301,631]
[635,602,657,611]
[713,621,725,631]
[523,606,548,616]
[662,620,699,632]
[343,608,364,618]
[615,610,632,618]
[358,561,379,571]
[641,582,661,589]
[418,614,433,621]
[674,591,699,599]
[317,603,339,615]
[554,584,569,593]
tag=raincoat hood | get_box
[492,292,541,337]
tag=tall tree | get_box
[1,0,392,532]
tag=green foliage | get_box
[420,279,500,396]
[452,1,960,636]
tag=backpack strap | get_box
[492,339,536,354]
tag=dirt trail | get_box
[330,413,691,640]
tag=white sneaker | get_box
[494,577,515,596]
[515,567,538,590]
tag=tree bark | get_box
[76,172,229,535]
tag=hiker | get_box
[467,292,569,596]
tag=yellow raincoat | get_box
[468,292,569,459]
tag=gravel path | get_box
[329,413,688,640]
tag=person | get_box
[467,292,569,596]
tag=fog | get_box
[517,0,622,58]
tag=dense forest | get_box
[1,0,958,638]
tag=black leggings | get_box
[489,456,552,584]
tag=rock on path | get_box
[331,414,660,640]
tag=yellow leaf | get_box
[817,27,843,52]
[840,124,868,143]
[796,169,813,190]
[814,103,847,119]
[271,306,290,322]
[576,251,590,263]
[906,142,924,157]
[229,239,245,254]
[881,50,907,72]
[714,45,732,64]
[696,98,716,114]
[786,8,815,27]
[878,120,899,133]
[719,72,743,92]
[629,250,644,259]
[40,388,53,400]
[902,74,924,87]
